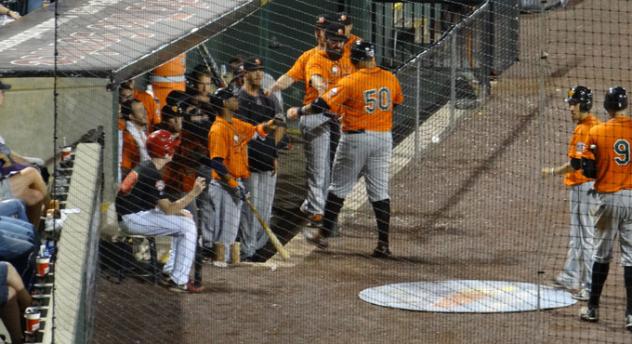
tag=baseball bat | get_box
[243,196,290,261]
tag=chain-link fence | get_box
[2,0,632,343]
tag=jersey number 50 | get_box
[364,87,391,114]
[614,139,631,165]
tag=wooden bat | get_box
[243,196,290,261]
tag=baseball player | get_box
[287,40,403,257]
[235,57,284,261]
[542,85,600,301]
[207,88,279,263]
[294,21,355,227]
[115,130,206,293]
[265,14,330,97]
[578,87,632,331]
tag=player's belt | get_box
[343,129,365,134]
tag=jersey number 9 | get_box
[614,139,631,165]
[364,87,391,114]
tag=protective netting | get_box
[1,0,632,343]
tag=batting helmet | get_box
[565,85,592,112]
[210,87,236,110]
[146,129,178,159]
[604,86,628,113]
[351,40,376,64]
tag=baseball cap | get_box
[337,12,352,26]
[0,81,11,91]
[314,14,330,29]
[161,103,185,119]
[242,57,264,71]
[324,22,346,42]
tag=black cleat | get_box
[580,306,599,322]
[372,244,392,258]
[303,228,329,249]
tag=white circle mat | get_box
[358,280,577,313]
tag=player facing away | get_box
[287,40,403,257]
[542,85,600,301]
[579,87,632,331]
[207,88,280,263]
[115,130,206,293]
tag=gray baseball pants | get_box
[299,113,331,215]
[239,171,277,258]
[557,181,597,291]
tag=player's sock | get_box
[588,262,610,308]
[625,266,632,315]
[321,193,344,237]
[371,199,390,247]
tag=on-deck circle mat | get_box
[359,280,576,313]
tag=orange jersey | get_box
[133,89,160,132]
[321,66,403,132]
[286,47,319,82]
[208,116,266,180]
[304,50,355,105]
[584,115,632,193]
[564,114,600,186]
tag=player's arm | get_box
[287,82,348,120]
[541,162,575,177]
[580,134,598,178]
[266,74,297,96]
[157,177,206,215]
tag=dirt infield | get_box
[93,2,632,343]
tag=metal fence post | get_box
[414,58,421,157]
[450,33,457,127]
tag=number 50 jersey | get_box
[321,66,403,132]
[584,115,632,193]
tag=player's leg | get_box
[253,171,277,253]
[299,115,330,222]
[322,132,367,236]
[582,193,617,321]
[197,186,215,257]
[217,181,243,263]
[120,210,197,285]
[239,175,258,259]
[364,132,393,257]
[557,186,582,289]
[616,189,632,329]
[576,182,597,298]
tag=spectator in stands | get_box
[0,81,48,227]
[235,57,284,261]
[0,261,32,344]
[116,130,206,292]
[119,99,150,178]
[120,80,161,133]
[158,102,184,139]
[0,4,20,26]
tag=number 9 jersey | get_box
[584,115,632,193]
[321,66,403,132]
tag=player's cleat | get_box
[580,306,599,322]
[328,223,341,237]
[572,289,590,301]
[625,314,632,332]
[303,228,329,249]
[168,280,205,293]
[372,244,392,258]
